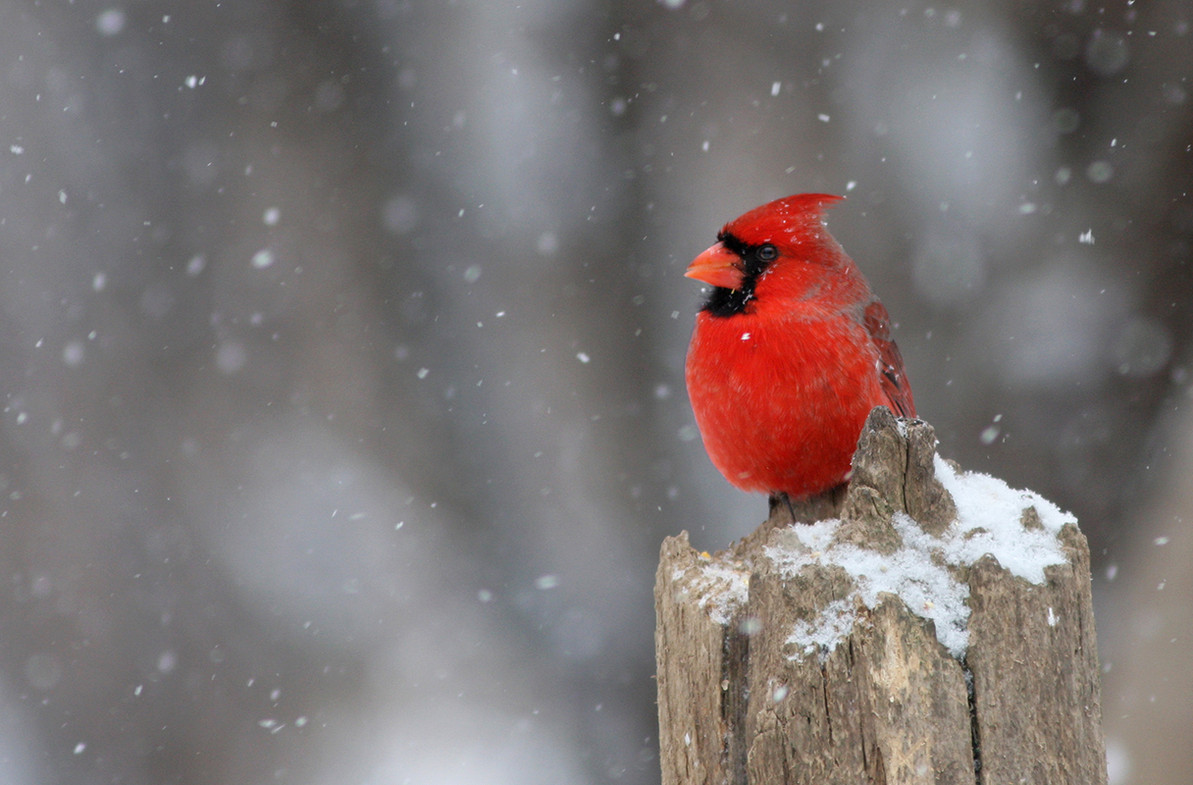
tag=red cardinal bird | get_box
[684,193,915,502]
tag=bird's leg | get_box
[769,492,799,524]
[784,492,799,523]
[769,485,849,526]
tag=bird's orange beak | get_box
[684,242,743,289]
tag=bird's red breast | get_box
[684,194,915,500]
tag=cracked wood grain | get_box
[656,408,1107,785]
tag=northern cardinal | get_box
[684,193,915,502]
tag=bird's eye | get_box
[757,244,778,262]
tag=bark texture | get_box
[656,407,1107,785]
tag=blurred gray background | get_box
[0,0,1189,782]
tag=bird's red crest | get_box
[721,193,843,247]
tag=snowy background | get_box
[0,1,1189,783]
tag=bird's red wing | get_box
[863,299,916,418]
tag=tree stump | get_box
[656,407,1106,785]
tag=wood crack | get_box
[820,663,833,745]
[721,622,751,784]
[963,659,983,783]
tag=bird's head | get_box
[685,193,847,317]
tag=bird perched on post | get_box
[684,193,915,507]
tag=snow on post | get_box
[655,407,1106,785]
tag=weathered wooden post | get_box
[656,407,1106,784]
